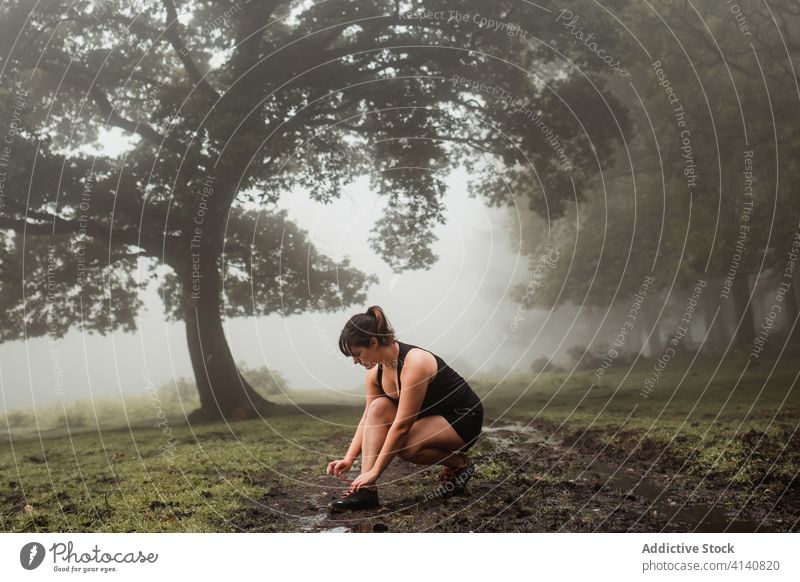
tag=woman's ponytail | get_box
[338,305,396,357]
[366,305,393,339]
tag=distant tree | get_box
[531,355,561,374]
[237,362,288,396]
[509,0,800,354]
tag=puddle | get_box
[484,420,539,434]
[483,420,563,448]
[569,459,761,533]
[298,512,328,531]
[297,495,391,533]
[319,522,389,533]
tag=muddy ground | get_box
[3,363,798,533]
[222,414,799,533]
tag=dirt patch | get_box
[220,416,798,532]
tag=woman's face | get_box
[350,339,380,368]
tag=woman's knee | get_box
[366,397,396,423]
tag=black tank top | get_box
[376,341,481,416]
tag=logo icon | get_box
[20,542,46,570]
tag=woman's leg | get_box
[362,401,467,472]
[360,397,398,476]
[397,415,469,469]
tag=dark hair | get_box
[338,305,396,357]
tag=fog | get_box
[0,166,570,413]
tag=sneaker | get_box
[328,486,380,512]
[439,453,475,497]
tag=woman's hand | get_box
[348,469,379,491]
[326,458,354,478]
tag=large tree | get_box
[0,0,628,421]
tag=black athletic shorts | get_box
[379,395,484,452]
[440,401,484,452]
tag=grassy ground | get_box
[1,349,798,532]
[480,349,800,492]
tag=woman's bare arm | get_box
[369,351,435,476]
[344,411,365,462]
[343,366,383,462]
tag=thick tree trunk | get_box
[181,249,275,423]
[731,273,755,349]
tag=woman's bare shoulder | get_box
[404,347,438,376]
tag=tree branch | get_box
[161,0,220,99]
[87,85,171,146]
[0,208,180,266]
[62,9,162,39]
[230,0,283,80]
[109,249,152,264]
[37,60,184,153]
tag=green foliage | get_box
[0,0,629,340]
[509,0,800,309]
[237,361,288,396]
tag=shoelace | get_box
[440,454,469,484]
[440,466,456,483]
[333,472,377,497]
[334,473,356,497]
